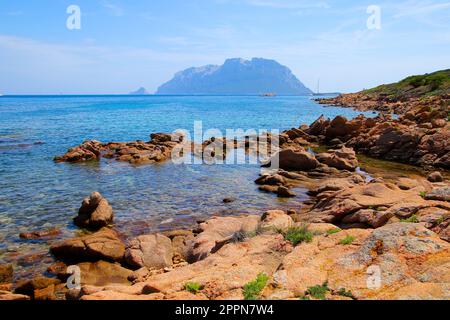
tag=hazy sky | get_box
[0,0,449,94]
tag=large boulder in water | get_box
[74,192,114,230]
[54,140,103,163]
[269,148,319,171]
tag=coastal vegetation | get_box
[336,288,355,299]
[400,214,419,223]
[326,228,341,235]
[184,282,203,294]
[305,282,329,300]
[339,235,355,245]
[242,273,269,300]
[363,69,450,99]
[282,225,314,246]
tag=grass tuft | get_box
[184,282,202,294]
[326,228,341,235]
[336,288,355,299]
[282,224,314,246]
[306,281,329,300]
[436,216,445,224]
[400,214,419,223]
[340,235,355,245]
[243,273,269,300]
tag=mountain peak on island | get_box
[156,58,312,95]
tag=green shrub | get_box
[436,216,445,224]
[184,282,202,294]
[326,228,341,235]
[419,191,427,198]
[400,214,419,223]
[306,282,329,300]
[243,273,269,300]
[340,235,355,245]
[337,288,355,299]
[283,225,313,246]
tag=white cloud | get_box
[6,11,24,16]
[0,34,226,94]
[216,0,330,9]
[393,0,450,18]
[246,0,330,9]
[102,1,125,16]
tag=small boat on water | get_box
[261,92,276,97]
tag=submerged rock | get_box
[277,186,296,198]
[255,173,287,186]
[19,228,61,240]
[222,198,235,203]
[0,264,13,284]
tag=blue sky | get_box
[0,0,449,94]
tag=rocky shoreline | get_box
[1,93,449,301]
[1,144,448,300]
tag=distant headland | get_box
[129,87,150,95]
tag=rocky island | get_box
[156,58,313,96]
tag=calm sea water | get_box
[0,95,374,275]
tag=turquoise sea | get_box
[0,95,374,276]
